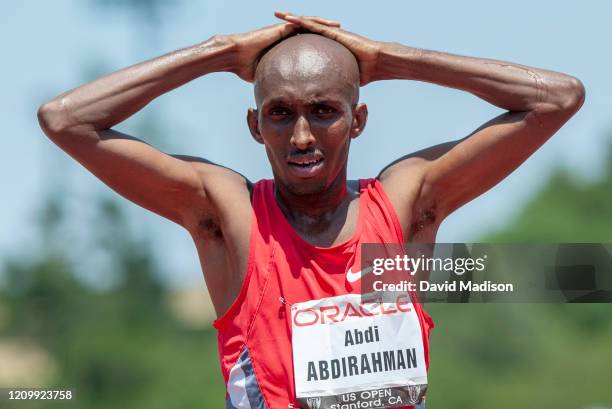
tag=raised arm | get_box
[276,12,585,236]
[37,22,301,228]
[372,43,585,221]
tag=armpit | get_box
[410,207,437,234]
[198,216,224,240]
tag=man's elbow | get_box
[546,75,586,116]
[37,98,72,138]
[560,75,586,113]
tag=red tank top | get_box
[213,179,434,409]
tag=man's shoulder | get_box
[349,177,379,193]
[187,160,253,195]
[184,163,253,219]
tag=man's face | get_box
[248,34,366,196]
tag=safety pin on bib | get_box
[278,296,296,309]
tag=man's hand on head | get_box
[226,16,342,83]
[275,11,383,86]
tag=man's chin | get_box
[283,178,329,196]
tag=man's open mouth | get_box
[287,155,325,177]
[288,158,323,167]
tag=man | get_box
[37,11,584,409]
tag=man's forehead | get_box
[257,74,354,107]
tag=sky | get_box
[2,0,611,288]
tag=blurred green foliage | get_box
[485,143,612,242]
[0,196,224,409]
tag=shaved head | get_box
[254,33,360,107]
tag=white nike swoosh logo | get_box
[346,266,374,283]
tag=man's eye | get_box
[314,105,335,115]
[270,108,291,116]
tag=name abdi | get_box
[345,326,380,347]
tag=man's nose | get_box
[290,116,315,150]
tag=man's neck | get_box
[273,174,359,237]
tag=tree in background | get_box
[485,140,612,242]
[0,193,224,409]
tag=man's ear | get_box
[350,103,368,139]
[247,108,264,144]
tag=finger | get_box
[283,15,337,37]
[276,22,299,38]
[274,10,293,20]
[274,13,344,44]
[275,11,340,27]
[275,11,302,27]
[304,16,341,27]
[280,14,318,29]
[259,21,295,31]
[257,21,299,39]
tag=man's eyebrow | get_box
[307,98,342,105]
[263,96,343,107]
[263,98,289,106]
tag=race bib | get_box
[291,293,427,409]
